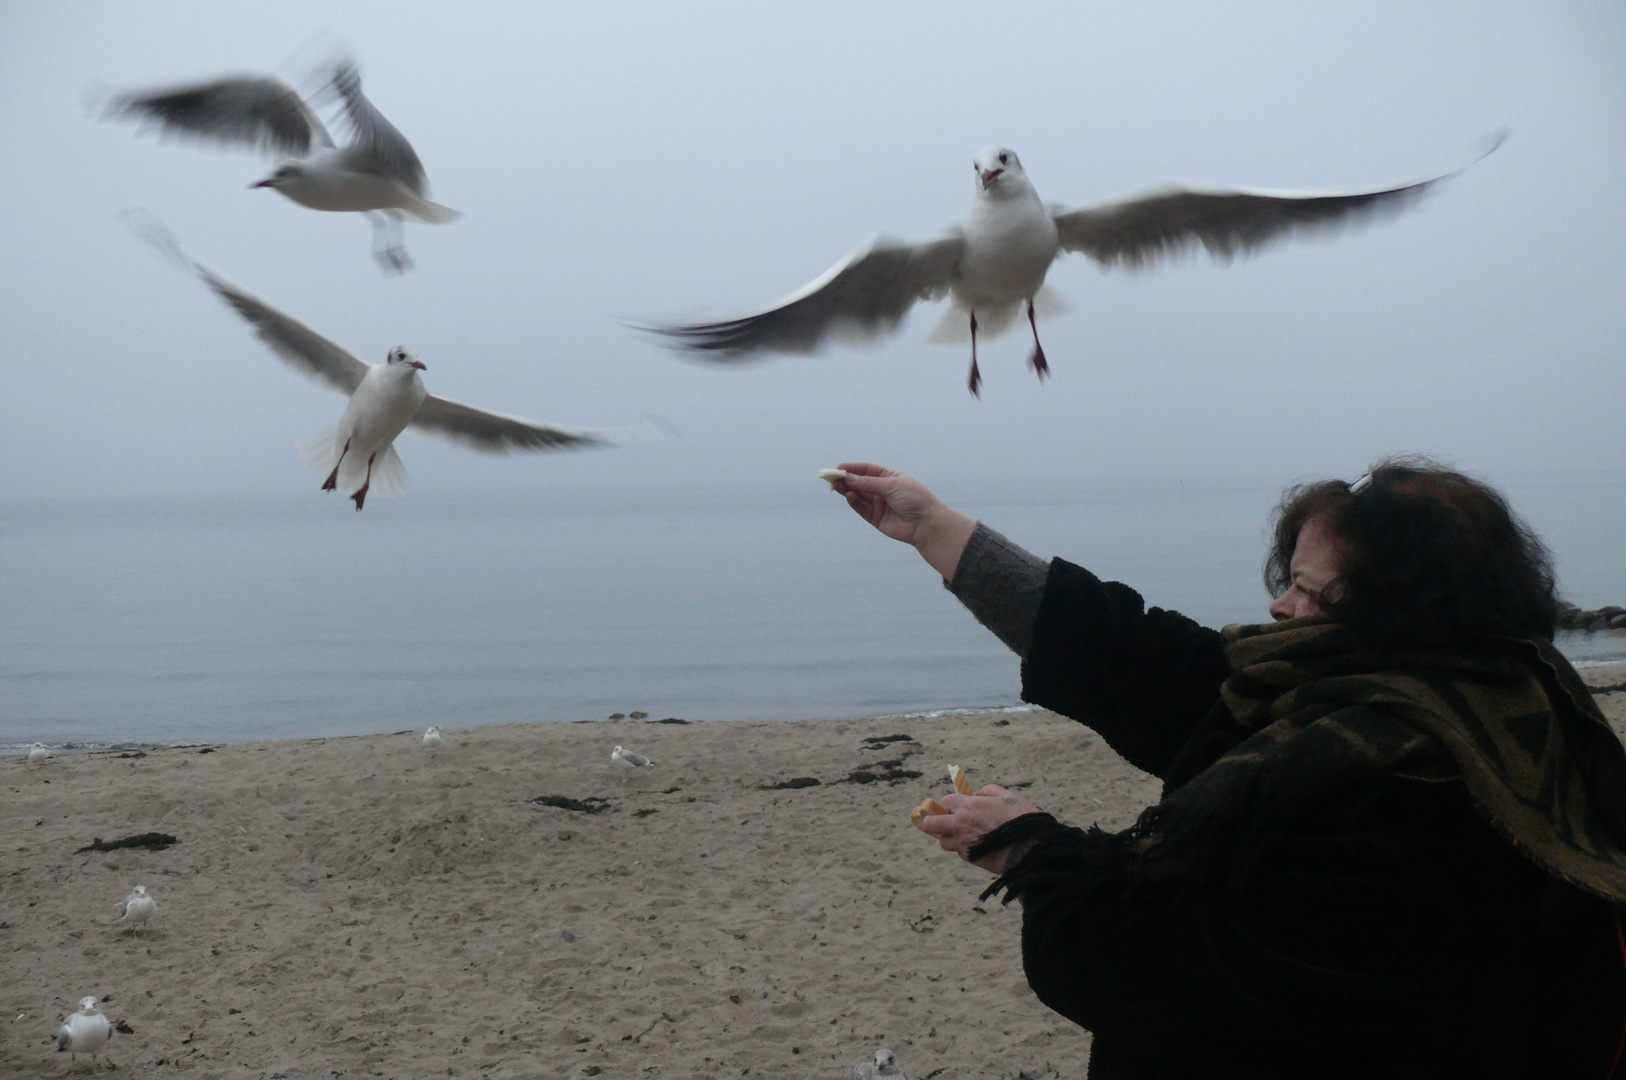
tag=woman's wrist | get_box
[913,504,978,581]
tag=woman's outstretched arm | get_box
[829,462,978,581]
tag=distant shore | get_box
[4,664,1622,1078]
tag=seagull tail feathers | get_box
[924,301,1023,345]
[924,306,972,345]
[297,429,411,497]
[370,444,412,496]
[1031,284,1070,318]
[298,425,343,478]
[398,196,462,225]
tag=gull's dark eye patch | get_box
[999,153,1009,165]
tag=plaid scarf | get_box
[1131,615,1626,901]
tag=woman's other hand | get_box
[919,785,1044,875]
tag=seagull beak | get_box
[250,178,274,188]
[409,360,427,370]
[979,168,1003,190]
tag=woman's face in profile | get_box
[1269,514,1345,621]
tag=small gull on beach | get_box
[119,884,157,935]
[124,210,638,510]
[56,996,113,1069]
[422,725,444,749]
[94,54,459,273]
[611,745,656,769]
[645,134,1504,396]
[854,1046,908,1080]
[28,742,49,766]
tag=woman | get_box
[830,457,1626,1079]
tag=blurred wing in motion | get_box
[1054,129,1507,270]
[411,396,613,454]
[96,75,333,157]
[643,233,966,359]
[120,208,369,395]
[323,56,430,194]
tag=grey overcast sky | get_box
[1,1,1622,501]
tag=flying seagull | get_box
[56,996,113,1069]
[124,210,626,510]
[645,133,1505,396]
[95,55,459,273]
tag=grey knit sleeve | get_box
[945,521,1049,658]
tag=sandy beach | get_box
[6,663,1624,1078]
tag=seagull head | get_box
[973,146,1027,197]
[875,1048,897,1069]
[78,997,99,1013]
[385,346,427,371]
[132,885,147,897]
[252,161,307,190]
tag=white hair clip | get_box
[1349,472,1373,494]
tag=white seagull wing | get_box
[644,232,966,359]
[1053,130,1506,270]
[324,57,429,193]
[122,209,368,396]
[410,395,613,454]
[98,74,333,157]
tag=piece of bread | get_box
[909,797,951,829]
[948,764,974,796]
[816,468,848,487]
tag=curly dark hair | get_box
[1264,456,1560,646]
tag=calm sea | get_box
[3,472,1621,750]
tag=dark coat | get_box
[999,559,1625,1080]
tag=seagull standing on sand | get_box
[56,996,113,1069]
[28,742,48,766]
[422,725,444,750]
[611,745,656,769]
[96,55,459,273]
[124,211,623,510]
[854,1047,908,1080]
[119,885,157,935]
[648,135,1504,396]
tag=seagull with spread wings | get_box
[125,210,624,510]
[647,134,1504,396]
[96,55,459,274]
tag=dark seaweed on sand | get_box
[76,832,179,853]
[760,777,821,790]
[530,794,613,814]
